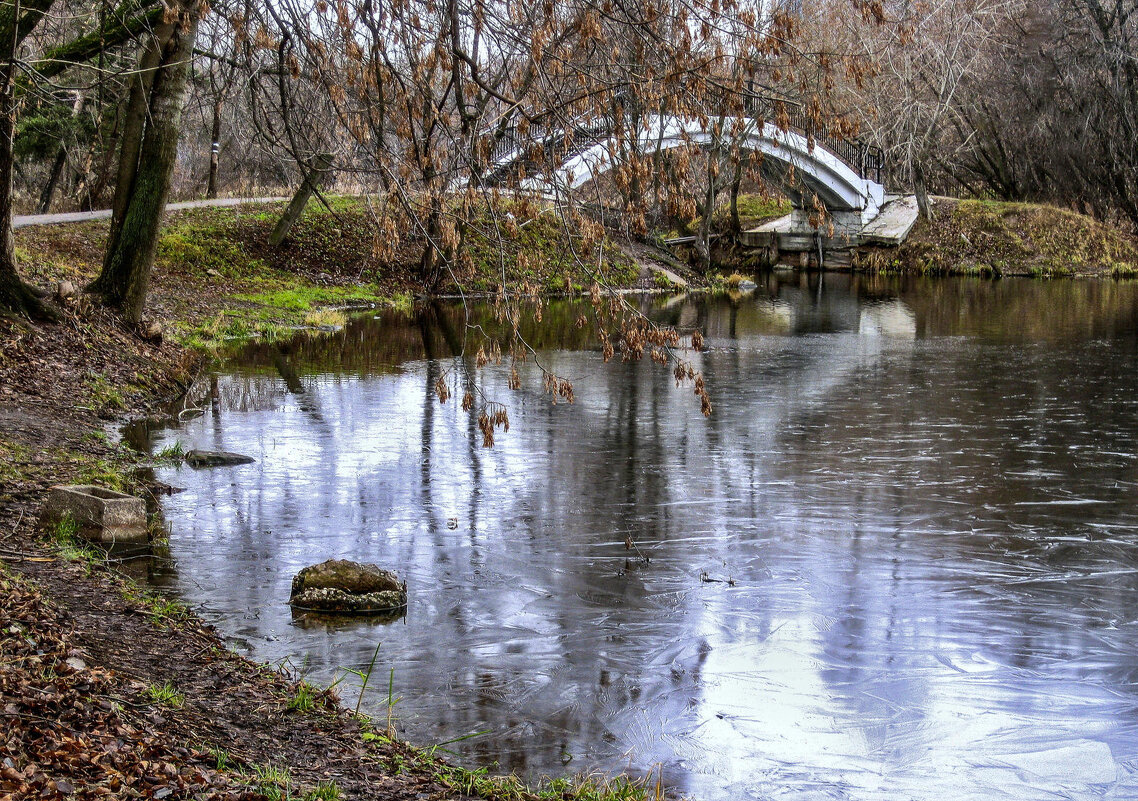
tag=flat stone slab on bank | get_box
[40,484,148,545]
[184,449,256,468]
[860,195,920,245]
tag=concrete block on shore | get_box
[40,485,148,545]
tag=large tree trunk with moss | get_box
[89,8,197,324]
[96,18,173,272]
[0,0,58,318]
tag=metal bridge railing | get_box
[741,94,885,185]
[481,93,887,187]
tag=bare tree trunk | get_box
[206,98,222,199]
[37,90,85,213]
[729,162,743,234]
[418,195,448,288]
[914,161,934,220]
[89,6,199,324]
[75,126,117,211]
[268,152,334,245]
[73,144,101,210]
[695,151,719,270]
[37,146,67,213]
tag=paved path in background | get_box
[12,196,288,229]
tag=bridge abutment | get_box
[741,196,920,265]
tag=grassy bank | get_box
[855,198,1138,278]
[13,196,647,351]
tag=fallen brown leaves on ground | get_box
[0,569,259,800]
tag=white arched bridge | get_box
[477,106,916,250]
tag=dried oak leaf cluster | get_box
[434,284,713,449]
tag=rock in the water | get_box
[184,449,255,468]
[290,559,407,614]
[292,558,401,595]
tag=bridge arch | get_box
[519,115,886,226]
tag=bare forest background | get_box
[2,0,1137,321]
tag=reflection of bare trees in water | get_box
[212,374,292,414]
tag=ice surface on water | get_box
[140,275,1138,800]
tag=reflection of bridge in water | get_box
[655,273,917,340]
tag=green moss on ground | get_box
[668,193,792,240]
[15,196,648,351]
[717,194,793,231]
[858,198,1138,278]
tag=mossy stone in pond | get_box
[289,559,406,614]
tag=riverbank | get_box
[0,200,672,800]
[11,197,689,350]
[854,197,1138,277]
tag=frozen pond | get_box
[135,273,1138,799]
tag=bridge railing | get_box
[741,94,885,185]
[485,119,611,183]
[480,92,886,187]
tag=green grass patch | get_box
[716,194,793,229]
[868,199,1138,277]
[119,583,193,627]
[286,680,320,713]
[157,226,267,279]
[0,439,29,484]
[171,281,412,351]
[144,680,185,708]
[430,762,663,801]
[155,440,185,461]
[174,292,369,351]
[673,193,792,237]
[303,781,341,801]
[206,745,231,771]
[731,193,793,219]
[82,373,127,413]
[459,201,639,293]
[232,285,381,313]
[74,455,134,492]
[47,513,103,567]
[245,763,293,801]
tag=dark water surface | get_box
[137,274,1138,799]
